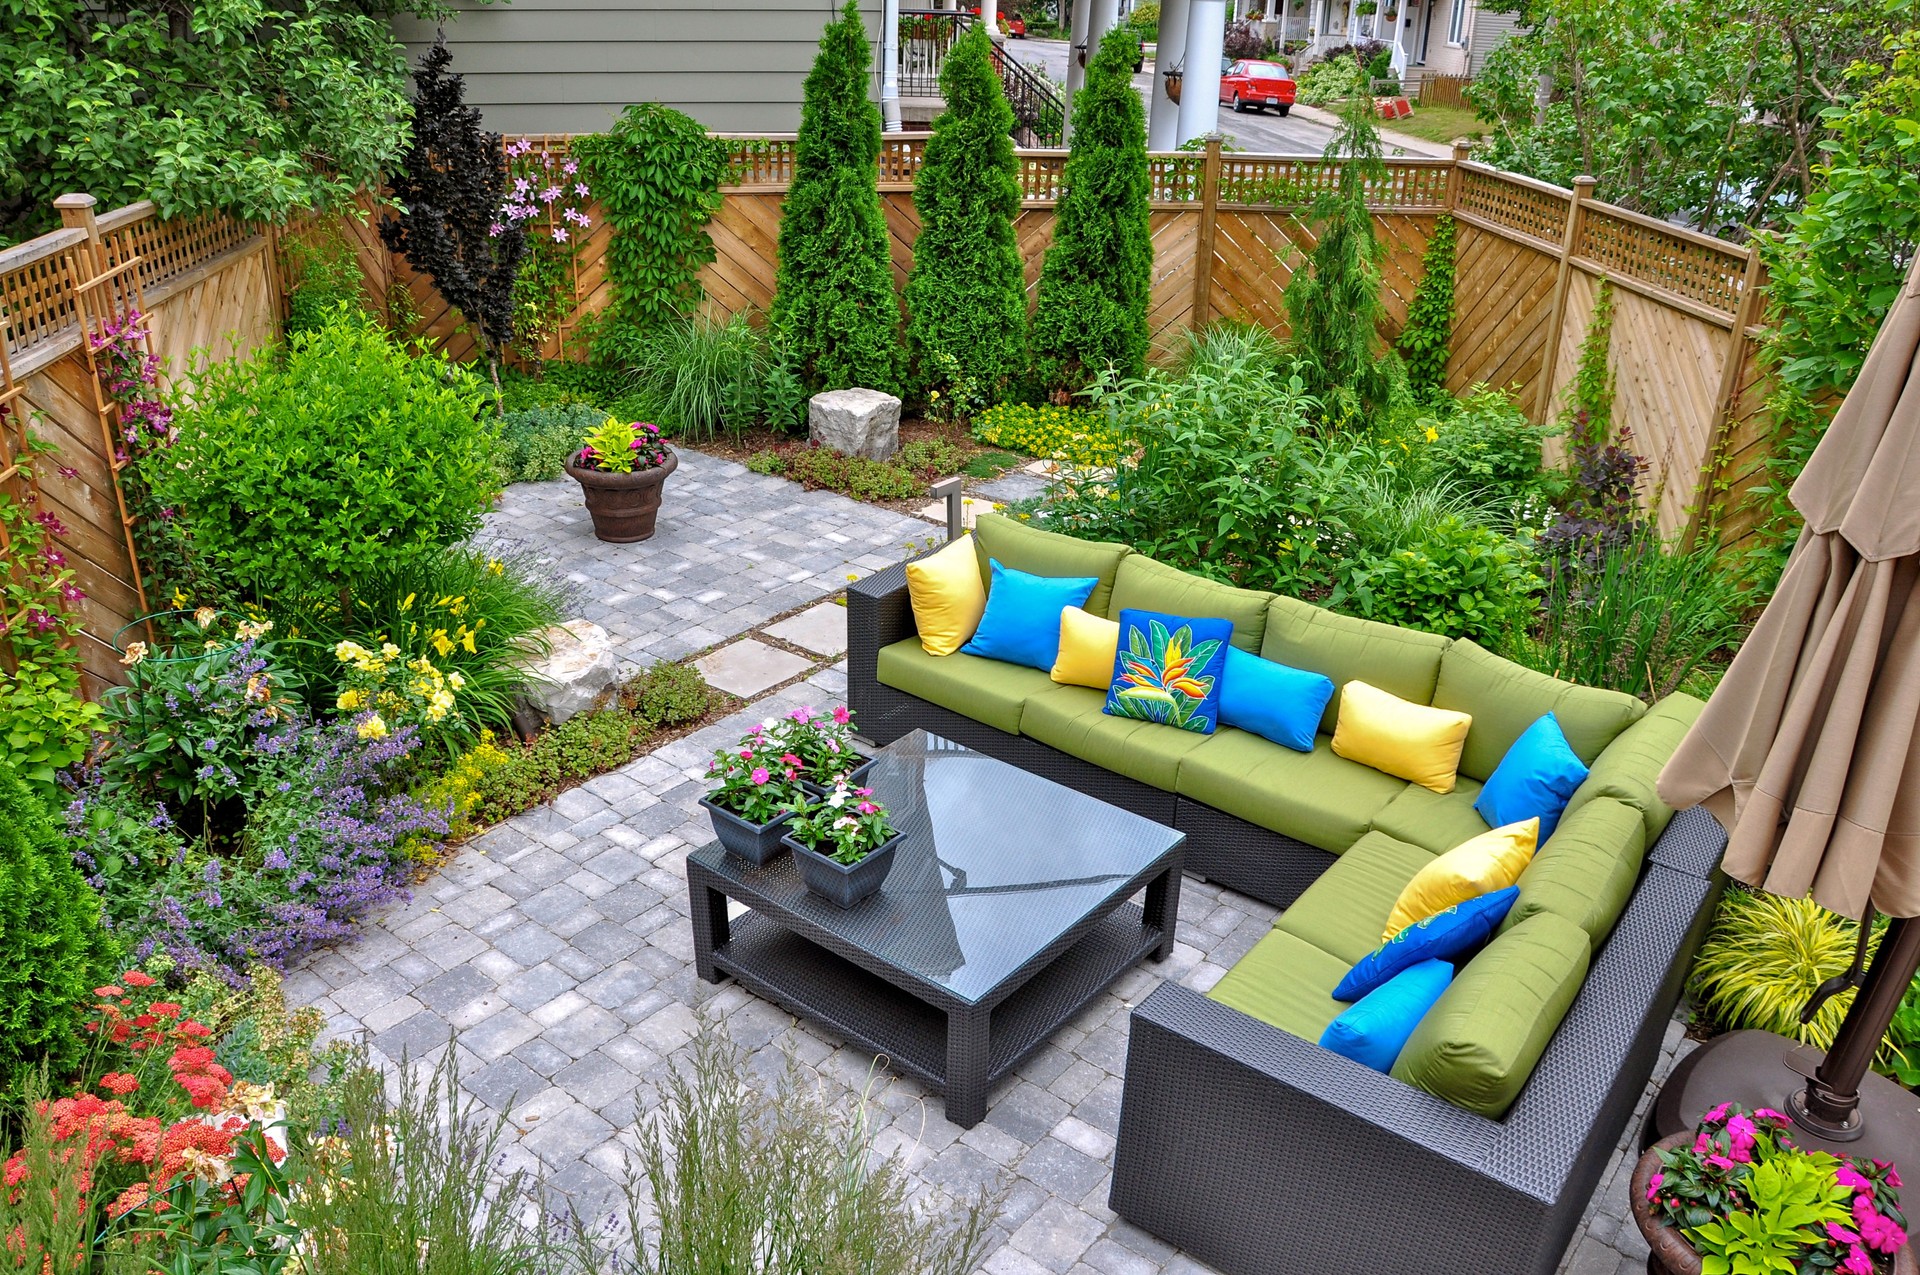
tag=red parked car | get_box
[1219,59,1295,115]
[968,6,1027,36]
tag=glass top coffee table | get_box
[687,729,1186,1127]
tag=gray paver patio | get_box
[296,450,1684,1275]
[482,448,930,670]
[762,599,850,657]
[692,637,813,697]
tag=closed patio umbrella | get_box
[1651,253,1920,1164]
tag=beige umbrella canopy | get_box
[1658,253,1920,920]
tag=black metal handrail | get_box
[991,44,1066,147]
[896,8,1065,147]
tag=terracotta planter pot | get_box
[566,447,677,543]
[1631,1132,1920,1275]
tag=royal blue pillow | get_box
[1104,609,1232,734]
[1475,713,1590,843]
[960,560,1098,671]
[1218,647,1335,753]
[1333,886,1519,1001]
[1320,958,1454,1071]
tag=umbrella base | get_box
[1648,1029,1920,1169]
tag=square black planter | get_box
[799,756,877,800]
[782,832,901,908]
[701,797,794,866]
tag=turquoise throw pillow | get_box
[1476,713,1591,842]
[1333,886,1518,1001]
[960,559,1098,671]
[1218,647,1334,752]
[1320,958,1453,1071]
[1104,608,1232,734]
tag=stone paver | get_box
[482,448,927,671]
[693,637,813,697]
[761,600,849,658]
[300,447,1678,1275]
[915,494,999,529]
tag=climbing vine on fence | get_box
[573,103,729,355]
[1397,214,1455,398]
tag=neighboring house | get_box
[391,0,884,134]
[1299,0,1521,78]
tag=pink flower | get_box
[1755,1107,1790,1125]
[1829,1222,1862,1245]
[856,802,876,814]
[1705,1154,1737,1171]
[832,705,851,725]
[751,767,770,785]
[562,160,578,175]
[552,227,569,243]
[1843,1244,1875,1275]
[1856,1196,1908,1253]
[739,748,754,760]
[1703,1102,1731,1126]
[780,753,802,767]
[1874,1158,1905,1189]
[790,707,814,724]
[1726,1113,1757,1162]
[1694,1132,1712,1156]
[1839,1164,1874,1193]
[1646,1172,1663,1202]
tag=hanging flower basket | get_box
[1164,68,1184,103]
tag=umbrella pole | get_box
[1792,915,1920,1140]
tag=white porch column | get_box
[1174,0,1226,146]
[1148,0,1192,150]
[981,0,1001,39]
[1277,0,1291,53]
[881,0,903,131]
[1391,0,1410,73]
[1064,0,1090,135]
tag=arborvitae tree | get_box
[1028,26,1153,398]
[0,761,111,1095]
[1284,92,1396,417]
[904,24,1028,404]
[769,1,899,395]
[380,36,527,403]
[1397,213,1456,398]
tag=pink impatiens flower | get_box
[1725,1113,1757,1162]
[751,767,770,785]
[1839,1164,1874,1193]
[1842,1244,1875,1275]
[1645,1172,1663,1203]
[1874,1158,1905,1189]
[1703,1102,1732,1126]
[832,704,851,725]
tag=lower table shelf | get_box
[712,902,1160,1101]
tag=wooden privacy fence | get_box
[1416,75,1474,110]
[339,132,1766,549]
[0,195,280,691]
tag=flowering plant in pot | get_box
[782,783,900,908]
[775,704,872,793]
[701,729,806,865]
[566,416,677,543]
[1632,1103,1914,1275]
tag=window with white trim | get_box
[1447,0,1467,45]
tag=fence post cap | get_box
[1572,174,1597,195]
[1451,139,1473,160]
[52,193,98,210]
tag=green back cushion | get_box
[1564,693,1705,842]
[972,514,1131,617]
[1106,555,1273,653]
[1431,639,1648,781]
[1274,830,1436,966]
[1262,595,1451,734]
[1391,912,1591,1118]
[1502,797,1647,948]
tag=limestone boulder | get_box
[808,387,902,461]
[516,619,620,728]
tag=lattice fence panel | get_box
[1446,220,1559,415]
[1455,166,1570,249]
[1576,207,1746,318]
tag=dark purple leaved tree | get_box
[379,35,525,403]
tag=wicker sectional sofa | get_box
[846,515,1727,1275]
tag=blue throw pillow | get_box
[960,560,1098,671]
[1320,958,1454,1071]
[1218,647,1335,752]
[1334,886,1519,1001]
[1475,713,1591,843]
[1104,609,1232,734]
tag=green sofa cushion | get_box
[1274,830,1436,965]
[1262,595,1451,735]
[1431,639,1649,781]
[1207,928,1353,1042]
[972,513,1131,618]
[1563,693,1705,843]
[1391,912,1591,1118]
[1503,797,1647,948]
[1176,728,1409,854]
[875,640,1056,736]
[1107,555,1273,653]
[1367,778,1492,855]
[1019,686,1212,791]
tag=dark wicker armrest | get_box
[1645,804,1728,880]
[846,559,915,726]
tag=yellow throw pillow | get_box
[1051,606,1121,689]
[1384,819,1540,940]
[906,536,988,657]
[1332,679,1473,794]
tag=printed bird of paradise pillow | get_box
[1103,609,1233,734]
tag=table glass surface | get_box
[699,730,1183,1004]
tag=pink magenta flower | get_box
[1646,1172,1663,1202]
[1874,1158,1905,1189]
[1839,1164,1874,1193]
[1829,1222,1862,1245]
[832,704,851,725]
[739,748,753,760]
[751,767,770,785]
[790,706,814,724]
[1694,1132,1713,1156]
[1843,1244,1875,1275]
[1705,1154,1737,1171]
[1755,1107,1790,1125]
[856,802,876,814]
[1703,1102,1731,1126]
[1726,1114,1757,1162]
[552,227,569,243]
[1855,1196,1908,1253]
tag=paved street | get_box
[1004,36,1448,157]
